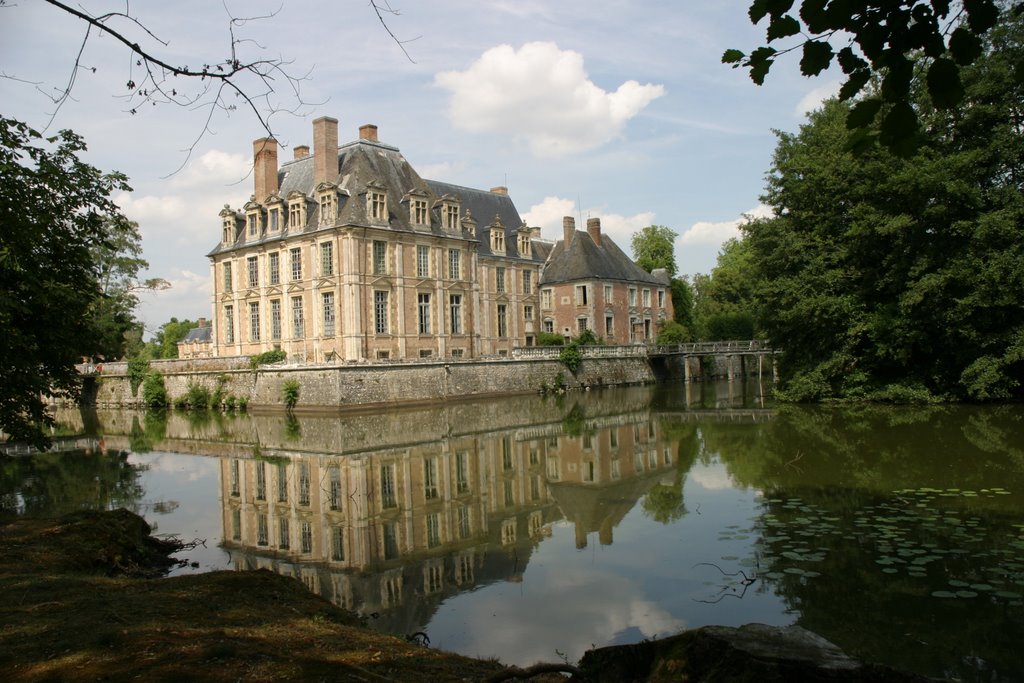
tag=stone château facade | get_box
[202,117,672,362]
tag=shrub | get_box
[250,349,287,369]
[537,332,565,346]
[237,396,248,411]
[656,320,690,345]
[141,371,167,408]
[282,379,300,410]
[127,357,149,397]
[184,383,212,411]
[225,395,237,410]
[575,329,600,346]
[559,343,583,374]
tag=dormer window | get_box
[438,195,461,231]
[318,190,337,225]
[412,199,428,225]
[287,192,307,230]
[220,206,236,245]
[247,211,261,238]
[489,218,506,253]
[518,232,531,258]
[266,198,283,233]
[366,183,388,222]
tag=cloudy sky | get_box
[1,1,839,334]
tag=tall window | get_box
[331,527,345,561]
[448,249,460,279]
[277,462,288,502]
[329,467,341,510]
[300,521,313,553]
[291,296,304,339]
[223,262,232,293]
[247,256,258,288]
[319,192,337,224]
[497,304,507,338]
[249,301,260,341]
[524,304,534,321]
[575,284,588,305]
[416,245,429,278]
[268,207,280,232]
[380,463,397,509]
[374,291,389,334]
[288,199,304,229]
[577,317,588,334]
[449,294,462,335]
[629,287,637,306]
[224,305,234,343]
[322,292,335,336]
[369,191,387,220]
[444,202,459,229]
[456,451,470,494]
[269,252,280,285]
[522,270,532,295]
[426,513,441,548]
[424,458,438,500]
[604,284,612,303]
[605,315,613,336]
[257,513,268,546]
[247,212,259,237]
[491,229,505,253]
[373,240,387,274]
[278,517,290,549]
[412,198,428,225]
[290,247,302,281]
[417,293,431,334]
[320,241,334,276]
[643,289,651,307]
[495,267,505,293]
[541,288,553,309]
[255,461,266,500]
[658,289,665,307]
[298,462,310,506]
[270,299,282,339]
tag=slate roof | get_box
[182,325,212,343]
[540,230,670,286]
[209,138,545,264]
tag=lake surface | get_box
[3,380,1023,681]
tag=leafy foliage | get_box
[631,225,678,277]
[537,332,565,346]
[692,238,760,340]
[282,380,300,410]
[145,318,199,359]
[141,372,168,409]
[126,358,149,397]
[740,14,1024,400]
[250,349,287,369]
[559,344,583,374]
[0,117,133,448]
[725,0,1014,155]
[656,320,691,345]
[669,277,695,329]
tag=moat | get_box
[4,380,1024,682]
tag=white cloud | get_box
[522,196,654,247]
[435,42,665,157]
[795,80,841,117]
[137,269,211,332]
[680,205,771,248]
[689,462,736,491]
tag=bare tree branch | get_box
[370,0,421,63]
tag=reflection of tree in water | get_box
[128,412,168,454]
[0,448,146,517]
[641,421,701,524]
[700,405,1024,682]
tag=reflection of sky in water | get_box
[424,457,791,666]
[126,452,231,574]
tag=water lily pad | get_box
[931,590,958,598]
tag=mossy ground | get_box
[0,510,510,682]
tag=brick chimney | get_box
[529,226,542,239]
[253,137,278,202]
[293,145,310,160]
[587,217,602,246]
[490,186,508,195]
[197,317,207,328]
[313,116,339,186]
[359,124,378,142]
[562,216,575,246]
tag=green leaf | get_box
[836,47,868,74]
[800,40,834,76]
[767,14,802,40]
[879,100,919,156]
[839,69,871,100]
[847,97,883,129]
[927,58,965,109]
[880,52,913,101]
[930,0,952,18]
[749,0,771,23]
[963,0,999,33]
[949,27,984,65]
[800,0,830,33]
[722,49,746,64]
[748,47,778,85]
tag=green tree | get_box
[631,225,678,277]
[724,0,1014,155]
[0,117,135,448]
[743,13,1024,400]
[669,277,695,330]
[146,318,199,359]
[692,238,760,340]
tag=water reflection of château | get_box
[216,395,678,636]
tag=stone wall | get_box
[92,355,657,411]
